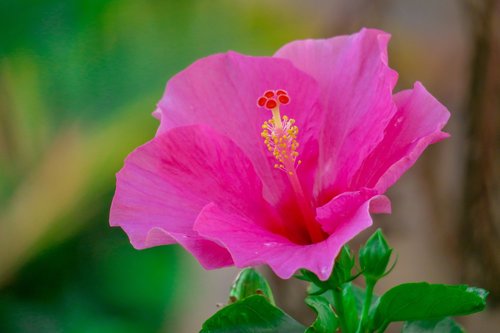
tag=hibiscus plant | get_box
[110,29,488,332]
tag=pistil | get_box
[257,89,325,243]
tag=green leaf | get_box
[359,229,393,280]
[402,317,466,333]
[307,282,329,297]
[200,295,305,333]
[305,295,338,333]
[297,269,326,289]
[373,283,488,329]
[229,268,275,305]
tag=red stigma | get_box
[264,90,275,98]
[265,99,277,109]
[257,89,290,110]
[257,96,267,107]
[278,94,290,104]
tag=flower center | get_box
[257,89,325,244]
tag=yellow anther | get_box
[260,103,301,174]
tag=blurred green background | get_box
[0,0,498,332]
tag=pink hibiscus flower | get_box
[110,28,450,280]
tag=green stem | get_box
[332,284,358,333]
[357,278,376,333]
[332,288,348,333]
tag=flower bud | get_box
[229,268,275,304]
[331,245,355,286]
[359,229,393,280]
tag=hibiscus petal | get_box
[369,195,392,214]
[350,82,450,192]
[275,28,399,204]
[195,197,382,281]
[155,51,322,205]
[316,189,386,234]
[110,125,271,269]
